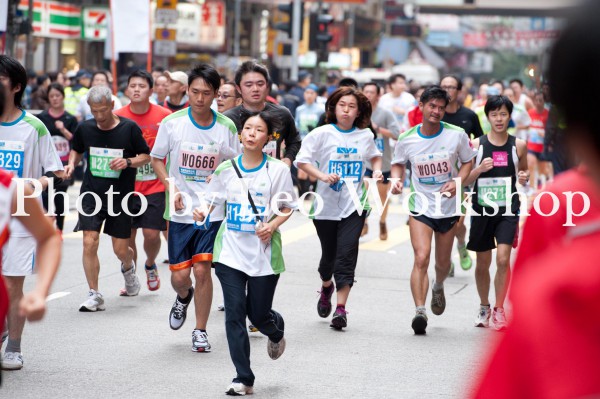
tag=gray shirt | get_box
[371,106,400,171]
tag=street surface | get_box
[2,187,500,398]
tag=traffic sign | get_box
[154,40,177,57]
[156,9,178,24]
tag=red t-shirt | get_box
[527,108,549,153]
[407,106,423,128]
[512,167,600,277]
[472,224,600,399]
[115,104,172,196]
[0,169,14,335]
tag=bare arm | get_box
[64,150,83,180]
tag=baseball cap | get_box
[76,69,92,80]
[305,83,319,92]
[165,71,188,86]
[298,70,312,81]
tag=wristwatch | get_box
[126,158,132,167]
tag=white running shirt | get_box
[151,108,241,224]
[392,122,476,218]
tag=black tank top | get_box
[473,135,519,214]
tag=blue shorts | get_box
[168,220,222,271]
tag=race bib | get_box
[328,148,363,183]
[375,137,385,153]
[178,142,220,182]
[413,152,451,185]
[89,147,123,179]
[52,136,70,160]
[136,163,157,181]
[528,128,544,144]
[0,140,25,177]
[477,177,511,207]
[263,140,277,158]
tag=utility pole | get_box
[233,0,241,58]
[25,0,33,68]
[290,0,301,81]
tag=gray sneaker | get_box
[169,287,193,330]
[431,285,446,316]
[79,290,106,312]
[1,351,23,370]
[192,329,211,353]
[226,381,253,396]
[121,263,140,296]
[267,337,286,360]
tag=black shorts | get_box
[130,192,167,231]
[364,169,392,184]
[410,212,459,234]
[528,149,544,161]
[74,204,133,239]
[467,214,519,252]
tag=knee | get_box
[143,230,161,242]
[496,256,510,271]
[413,252,430,270]
[83,235,99,252]
[193,264,211,284]
[170,270,189,287]
[113,244,131,260]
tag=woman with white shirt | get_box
[295,86,382,330]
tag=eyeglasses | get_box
[441,86,458,91]
[217,93,233,99]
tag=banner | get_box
[109,0,150,55]
[18,0,81,39]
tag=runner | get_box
[0,168,61,374]
[162,71,189,112]
[115,70,172,292]
[378,74,417,126]
[224,61,301,167]
[390,85,475,335]
[527,91,550,190]
[361,81,401,240]
[65,85,151,311]
[440,75,484,275]
[151,63,241,352]
[38,82,78,238]
[194,110,296,395]
[462,95,528,330]
[216,81,242,114]
[0,55,64,370]
[296,86,382,330]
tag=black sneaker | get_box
[169,287,194,330]
[317,284,334,318]
[412,311,428,335]
[330,306,347,330]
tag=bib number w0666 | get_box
[89,147,123,179]
[136,163,156,181]
[0,140,25,178]
[178,142,220,182]
[328,152,363,182]
[413,152,451,185]
[477,177,511,207]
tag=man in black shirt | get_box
[224,61,301,166]
[440,75,484,276]
[65,86,151,312]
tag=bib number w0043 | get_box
[477,177,511,207]
[178,142,220,182]
[0,140,25,177]
[89,147,123,179]
[413,152,451,185]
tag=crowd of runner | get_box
[1,52,564,395]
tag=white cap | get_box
[164,71,188,87]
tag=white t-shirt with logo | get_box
[151,108,241,224]
[392,122,476,218]
[210,155,298,277]
[294,124,381,221]
[379,91,417,125]
[0,111,63,237]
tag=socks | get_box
[6,338,21,353]
[145,264,157,271]
[433,281,444,291]
[178,288,193,304]
[322,284,334,295]
[416,306,426,314]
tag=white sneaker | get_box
[79,290,106,312]
[1,351,23,370]
[492,307,508,331]
[226,382,254,396]
[267,337,286,360]
[192,329,211,353]
[121,262,140,296]
[475,306,491,328]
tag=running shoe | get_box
[226,381,254,396]
[492,307,508,331]
[145,264,160,291]
[1,351,23,370]
[431,285,446,316]
[192,329,211,352]
[121,262,141,296]
[475,306,491,328]
[217,304,225,311]
[411,309,428,335]
[248,324,258,333]
[267,337,286,360]
[330,306,347,330]
[169,287,194,330]
[317,284,334,318]
[79,289,106,312]
[458,244,472,271]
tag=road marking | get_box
[282,222,316,246]
[359,225,411,252]
[46,292,71,302]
